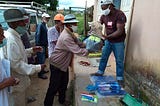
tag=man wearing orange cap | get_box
[44,14,89,106]
[47,13,64,58]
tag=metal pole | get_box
[69,7,71,14]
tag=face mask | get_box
[71,25,78,32]
[102,6,111,16]
[15,26,27,35]
[0,38,7,48]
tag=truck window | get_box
[29,15,37,32]
[30,15,37,24]
[0,9,9,30]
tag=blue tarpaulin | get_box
[90,75,127,98]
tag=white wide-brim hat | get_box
[4,9,28,22]
[63,14,79,24]
[63,19,79,23]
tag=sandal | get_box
[41,70,49,74]
[59,100,71,106]
[27,96,36,103]
[63,101,71,106]
[38,74,48,79]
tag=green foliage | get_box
[75,13,86,41]
[47,0,58,11]
[75,13,84,35]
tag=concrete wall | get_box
[93,0,102,21]
[125,0,160,105]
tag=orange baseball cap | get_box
[54,13,64,22]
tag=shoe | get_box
[90,72,103,76]
[41,70,49,74]
[27,96,36,103]
[38,74,48,79]
[90,70,104,76]
[59,101,71,106]
[118,80,125,88]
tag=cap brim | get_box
[5,16,28,22]
[63,19,79,23]
[101,1,114,6]
[46,16,51,18]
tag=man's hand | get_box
[41,64,46,70]
[3,77,20,87]
[102,34,108,40]
[32,46,43,53]
[14,78,20,85]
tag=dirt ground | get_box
[25,53,121,106]
[26,59,74,106]
[26,73,49,106]
[26,59,50,106]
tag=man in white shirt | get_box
[3,9,46,106]
[47,13,64,57]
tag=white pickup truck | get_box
[0,1,47,45]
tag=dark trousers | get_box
[36,46,47,64]
[44,64,69,106]
[36,46,47,75]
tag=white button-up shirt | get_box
[47,26,60,57]
[3,28,41,92]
